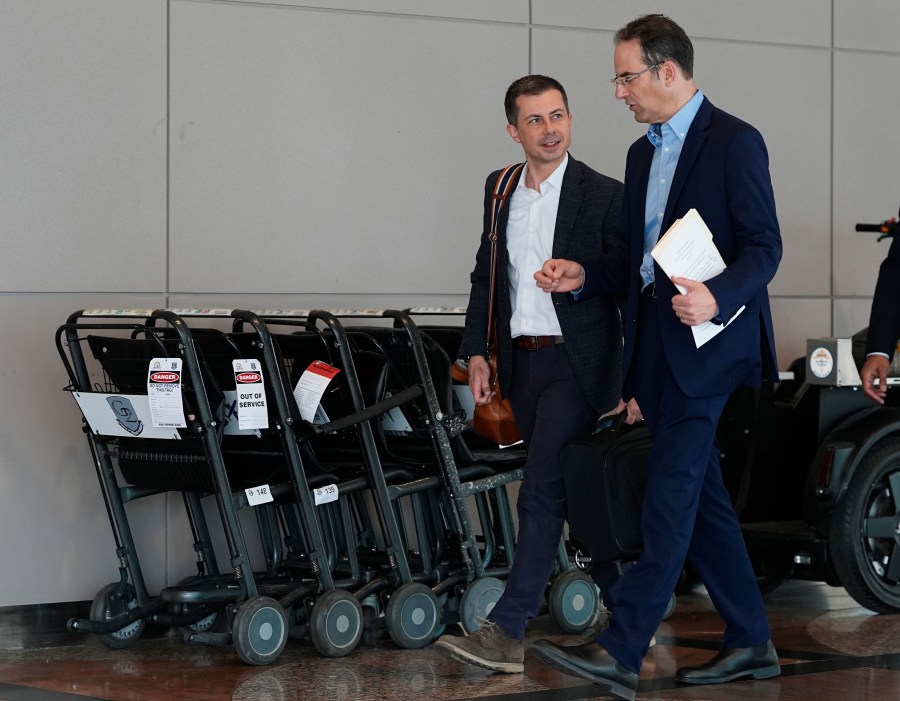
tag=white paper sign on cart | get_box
[72,392,181,439]
[232,359,268,430]
[147,358,187,428]
[293,361,341,423]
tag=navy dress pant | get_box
[594,294,771,673]
[488,343,597,639]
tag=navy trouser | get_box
[488,343,597,640]
[593,294,771,673]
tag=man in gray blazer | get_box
[435,74,627,673]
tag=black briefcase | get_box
[561,415,652,565]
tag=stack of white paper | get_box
[651,208,744,348]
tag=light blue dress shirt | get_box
[640,89,705,288]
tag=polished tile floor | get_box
[1,580,899,700]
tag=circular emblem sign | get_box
[809,346,834,379]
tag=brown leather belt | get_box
[514,335,565,350]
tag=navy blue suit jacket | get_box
[866,233,900,357]
[585,97,782,398]
[459,156,627,414]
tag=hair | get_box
[614,14,694,79]
[504,74,569,125]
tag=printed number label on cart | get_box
[313,483,339,506]
[245,484,274,506]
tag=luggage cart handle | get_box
[310,384,423,435]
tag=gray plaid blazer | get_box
[459,155,627,415]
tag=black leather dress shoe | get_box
[676,640,780,685]
[530,639,638,701]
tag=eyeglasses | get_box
[610,63,660,87]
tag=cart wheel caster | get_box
[90,582,146,649]
[232,596,287,665]
[171,577,222,637]
[548,569,599,634]
[385,583,440,649]
[459,577,505,634]
[309,589,364,658]
[178,609,220,637]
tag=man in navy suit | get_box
[531,15,782,699]
[861,232,900,403]
[435,75,626,673]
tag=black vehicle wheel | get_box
[232,596,287,665]
[459,577,505,634]
[309,589,364,658]
[90,582,146,649]
[548,569,599,634]
[828,437,900,614]
[385,583,440,649]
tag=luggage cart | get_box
[56,308,290,665]
[154,309,369,659]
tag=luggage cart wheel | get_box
[548,569,599,634]
[171,577,222,637]
[90,582,146,649]
[309,589,364,658]
[459,576,505,634]
[232,596,287,665]
[385,582,440,649]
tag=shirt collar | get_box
[519,153,569,194]
[646,89,704,148]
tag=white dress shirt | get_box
[506,155,567,338]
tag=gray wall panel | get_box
[834,0,900,53]
[832,51,900,297]
[237,0,529,23]
[0,0,167,293]
[532,0,831,47]
[169,0,527,294]
[770,297,832,367]
[0,293,165,605]
[834,297,877,342]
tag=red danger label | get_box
[236,372,262,383]
[150,372,179,383]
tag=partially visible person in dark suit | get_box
[435,75,627,673]
[531,15,782,700]
[861,232,900,403]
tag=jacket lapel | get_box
[662,96,712,229]
[552,158,581,258]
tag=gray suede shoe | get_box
[434,619,524,673]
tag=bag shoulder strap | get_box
[489,163,525,240]
[486,163,524,346]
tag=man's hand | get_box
[861,354,891,404]
[670,276,719,325]
[616,397,643,424]
[467,355,495,405]
[535,259,585,293]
